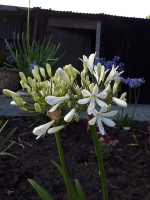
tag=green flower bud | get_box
[40,81,50,89]
[32,91,38,101]
[19,72,27,83]
[81,71,85,79]
[69,64,76,77]
[40,67,46,78]
[3,89,20,98]
[89,83,94,93]
[20,80,25,89]
[97,63,101,78]
[120,92,127,100]
[84,61,87,74]
[21,107,28,112]
[34,65,39,75]
[28,77,37,90]
[34,103,42,113]
[67,100,71,108]
[41,88,46,96]
[27,86,31,94]
[107,104,111,112]
[74,113,79,122]
[12,95,23,107]
[46,63,51,77]
[113,83,119,94]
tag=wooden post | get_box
[95,20,101,58]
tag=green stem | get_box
[128,87,131,112]
[90,125,108,200]
[54,124,73,200]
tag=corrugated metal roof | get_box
[0,4,31,11]
[0,4,147,20]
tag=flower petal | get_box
[78,97,91,104]
[49,101,62,112]
[45,96,69,105]
[96,98,107,108]
[64,108,76,122]
[92,85,98,95]
[101,110,118,117]
[88,117,97,125]
[96,91,107,99]
[96,117,105,135]
[92,108,99,117]
[33,121,54,139]
[81,90,91,97]
[87,97,95,115]
[48,125,64,134]
[100,105,107,113]
[101,117,115,127]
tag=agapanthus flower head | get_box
[120,77,146,88]
[6,43,14,50]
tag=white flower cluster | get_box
[3,53,127,138]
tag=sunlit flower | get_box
[94,65,109,85]
[78,85,107,115]
[33,120,55,139]
[45,96,69,112]
[88,105,118,135]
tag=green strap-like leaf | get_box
[28,179,54,200]
[0,119,8,133]
[52,161,79,200]
[75,179,86,200]
[0,127,17,147]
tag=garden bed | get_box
[0,117,150,200]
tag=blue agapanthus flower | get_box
[120,76,145,88]
[7,55,16,64]
[6,43,14,50]
[30,61,40,72]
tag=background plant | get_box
[0,119,17,157]
[116,77,145,127]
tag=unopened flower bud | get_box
[67,100,71,108]
[40,67,46,78]
[123,98,127,102]
[74,113,79,122]
[104,84,111,94]
[3,89,20,98]
[57,68,71,86]
[81,71,85,79]
[107,104,111,111]
[40,81,50,89]
[28,77,37,90]
[20,80,25,89]
[69,64,75,77]
[120,92,127,100]
[32,91,38,101]
[89,83,94,93]
[34,65,39,75]
[27,86,31,94]
[19,72,27,83]
[46,63,51,77]
[113,83,119,94]
[21,107,28,112]
[97,63,101,78]
[112,97,127,108]
[83,61,87,74]
[12,95,23,107]
[34,103,42,113]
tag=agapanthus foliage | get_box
[3,53,127,137]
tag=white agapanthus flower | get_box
[94,65,109,85]
[64,108,76,122]
[45,96,69,112]
[79,52,96,75]
[105,65,124,85]
[78,85,107,115]
[88,106,118,135]
[112,97,127,108]
[33,120,55,139]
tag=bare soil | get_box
[0,117,150,200]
